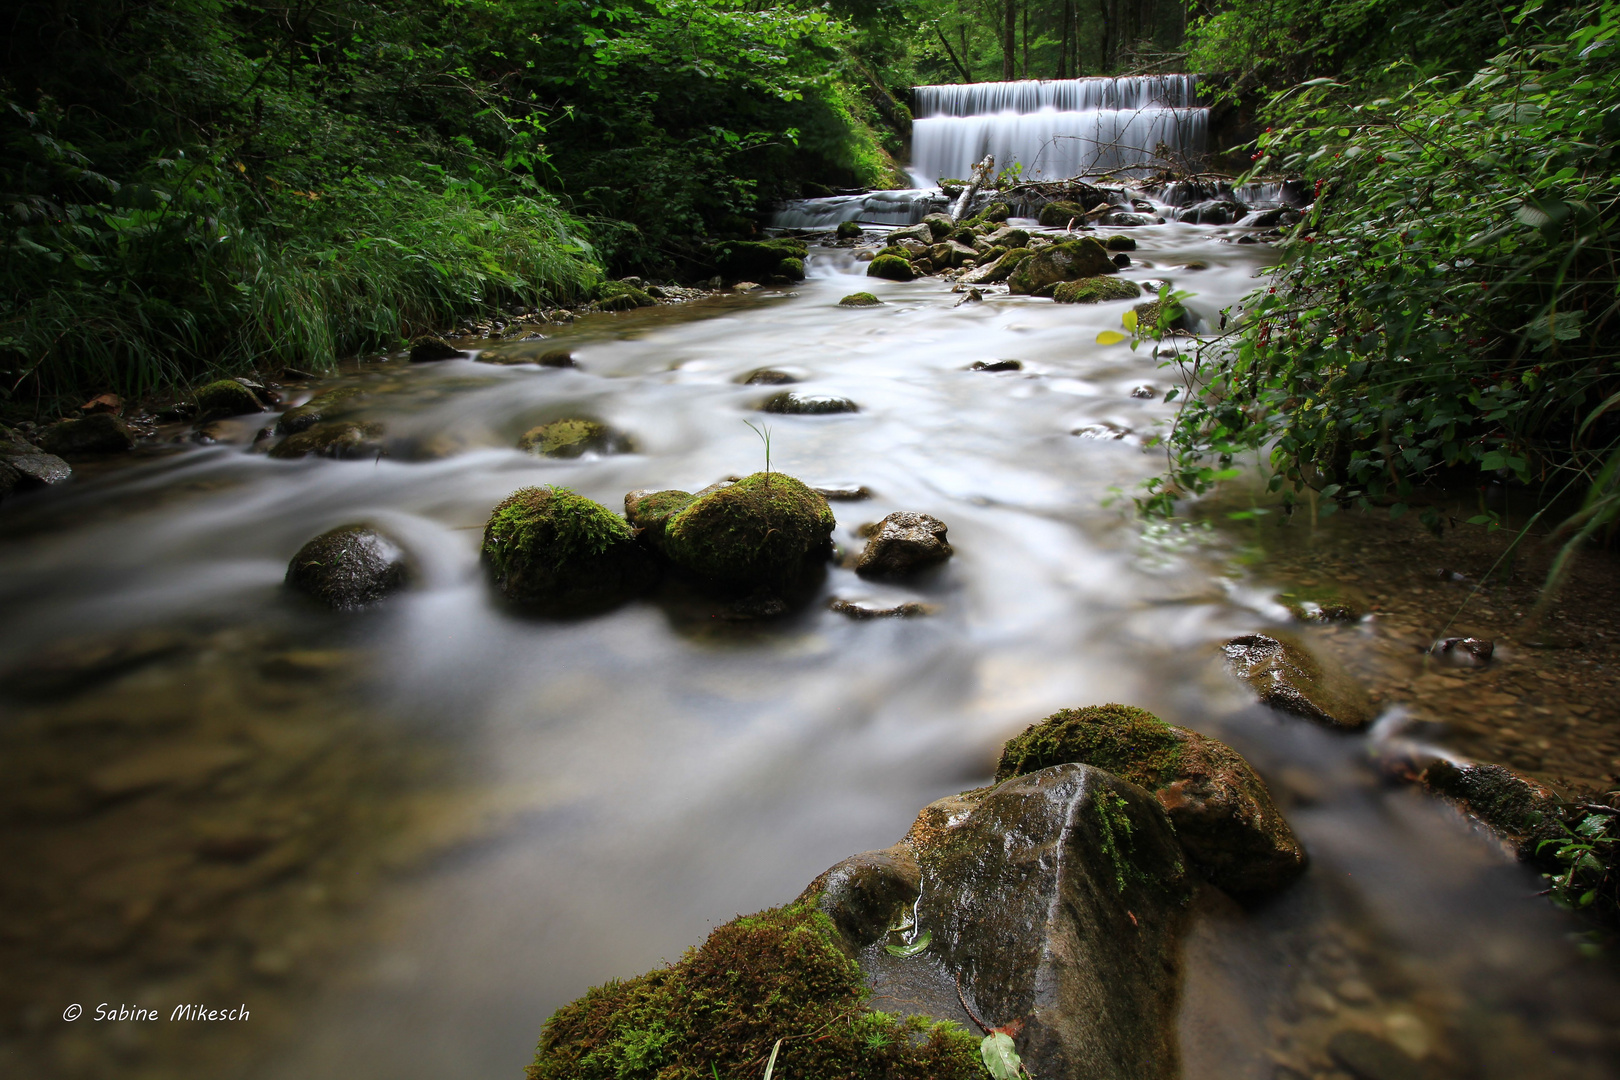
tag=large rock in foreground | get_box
[286,524,410,610]
[662,472,834,594]
[995,704,1305,896]
[1008,238,1116,295]
[1223,632,1375,729]
[482,487,657,613]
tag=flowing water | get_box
[2,224,1618,1080]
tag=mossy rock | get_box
[713,238,809,282]
[839,292,883,307]
[285,524,409,610]
[268,420,384,460]
[482,486,657,613]
[528,904,982,1080]
[517,419,628,458]
[40,414,135,456]
[742,368,798,385]
[595,281,656,312]
[921,212,955,239]
[410,336,467,363]
[835,220,863,239]
[624,489,697,551]
[985,226,1030,248]
[1131,299,1188,332]
[998,704,1185,789]
[874,244,907,260]
[1104,234,1137,252]
[663,472,835,593]
[277,386,366,434]
[776,256,806,280]
[981,201,1011,222]
[1037,200,1090,227]
[1053,276,1143,304]
[1007,239,1115,295]
[193,379,263,419]
[867,254,915,282]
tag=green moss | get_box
[268,420,384,459]
[981,201,1011,223]
[517,419,624,458]
[662,472,835,592]
[714,239,809,281]
[528,904,981,1080]
[1104,234,1137,252]
[277,386,365,434]
[193,379,262,418]
[1037,200,1090,227]
[839,292,882,307]
[1052,276,1143,304]
[482,486,655,611]
[836,220,863,240]
[776,257,806,280]
[595,281,655,311]
[866,254,914,282]
[1094,791,1150,894]
[624,489,696,549]
[995,703,1185,790]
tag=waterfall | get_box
[909,75,1206,185]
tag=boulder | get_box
[984,226,1030,248]
[713,238,809,282]
[594,281,656,311]
[839,292,883,307]
[980,201,1011,223]
[193,378,264,419]
[1422,759,1564,861]
[517,419,629,458]
[624,488,697,550]
[409,336,467,363]
[762,392,858,415]
[1,449,72,488]
[742,368,799,385]
[960,246,1034,285]
[1053,277,1143,304]
[835,220,863,239]
[285,524,410,610]
[855,512,953,577]
[921,213,955,239]
[40,413,136,456]
[885,223,934,245]
[996,704,1306,896]
[276,386,366,434]
[662,472,835,593]
[268,420,385,460]
[482,486,657,613]
[1222,633,1376,730]
[805,764,1192,1080]
[1007,239,1116,295]
[1038,200,1090,228]
[928,240,978,269]
[1103,212,1159,227]
[867,254,915,282]
[1104,235,1137,251]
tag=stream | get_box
[2,224,1618,1080]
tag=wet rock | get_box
[268,420,385,460]
[1053,276,1142,304]
[970,359,1022,371]
[985,226,1030,248]
[40,413,136,456]
[482,486,657,613]
[1281,588,1365,623]
[1132,299,1188,331]
[886,223,933,245]
[662,472,835,594]
[866,254,915,282]
[762,392,858,415]
[1104,235,1137,251]
[193,378,264,419]
[624,488,697,550]
[3,451,73,488]
[829,598,936,619]
[517,419,629,458]
[476,344,576,367]
[0,458,20,499]
[713,238,809,282]
[961,246,1034,285]
[1131,385,1157,399]
[409,336,467,363]
[810,484,871,500]
[1422,760,1564,860]
[855,512,953,577]
[1037,200,1090,227]
[1223,633,1376,730]
[979,201,1012,222]
[838,292,883,307]
[1071,422,1133,440]
[808,764,1192,1080]
[1112,253,1132,268]
[1428,636,1493,667]
[1102,211,1159,226]
[1327,1030,1429,1080]
[594,281,656,311]
[1246,207,1303,228]
[1177,201,1245,225]
[276,386,365,434]
[928,240,978,269]
[742,368,799,385]
[835,220,863,239]
[1008,238,1116,296]
[285,524,410,610]
[996,704,1306,896]
[921,213,956,239]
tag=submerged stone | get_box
[409,336,467,363]
[762,392,858,415]
[662,472,835,593]
[1052,276,1142,304]
[40,413,135,456]
[839,292,883,307]
[866,254,915,282]
[482,486,656,613]
[855,512,953,577]
[268,420,385,460]
[285,524,409,610]
[970,359,1022,371]
[477,345,575,367]
[1223,633,1376,730]
[517,419,628,458]
[194,378,264,419]
[276,386,366,434]
[742,368,799,385]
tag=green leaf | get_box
[1122,309,1138,332]
[980,1032,1022,1080]
[884,930,932,957]
[762,1038,782,1080]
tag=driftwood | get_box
[951,155,996,221]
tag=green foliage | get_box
[1148,1,1620,527]
[1094,791,1144,894]
[1538,809,1618,913]
[528,904,983,1080]
[995,703,1185,789]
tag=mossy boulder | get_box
[1131,299,1188,331]
[285,524,409,610]
[775,256,806,280]
[835,220,863,240]
[268,420,385,460]
[921,212,955,239]
[517,419,628,458]
[194,379,264,419]
[839,292,883,307]
[624,488,697,550]
[886,223,933,245]
[594,281,656,312]
[1104,234,1137,251]
[997,704,1306,895]
[981,201,1012,222]
[277,386,366,434]
[662,472,835,593]
[528,904,982,1080]
[1422,760,1566,862]
[482,486,657,613]
[927,240,978,269]
[1007,238,1115,295]
[1052,276,1143,304]
[1222,633,1375,729]
[960,246,1034,286]
[713,238,809,282]
[1037,200,1090,227]
[40,413,136,456]
[866,254,915,282]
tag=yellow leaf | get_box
[1096,330,1126,345]
[1122,309,1138,331]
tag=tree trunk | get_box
[1021,1,1029,78]
[936,25,974,83]
[1056,0,1072,78]
[1002,0,1016,80]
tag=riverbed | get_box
[2,227,1617,1080]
